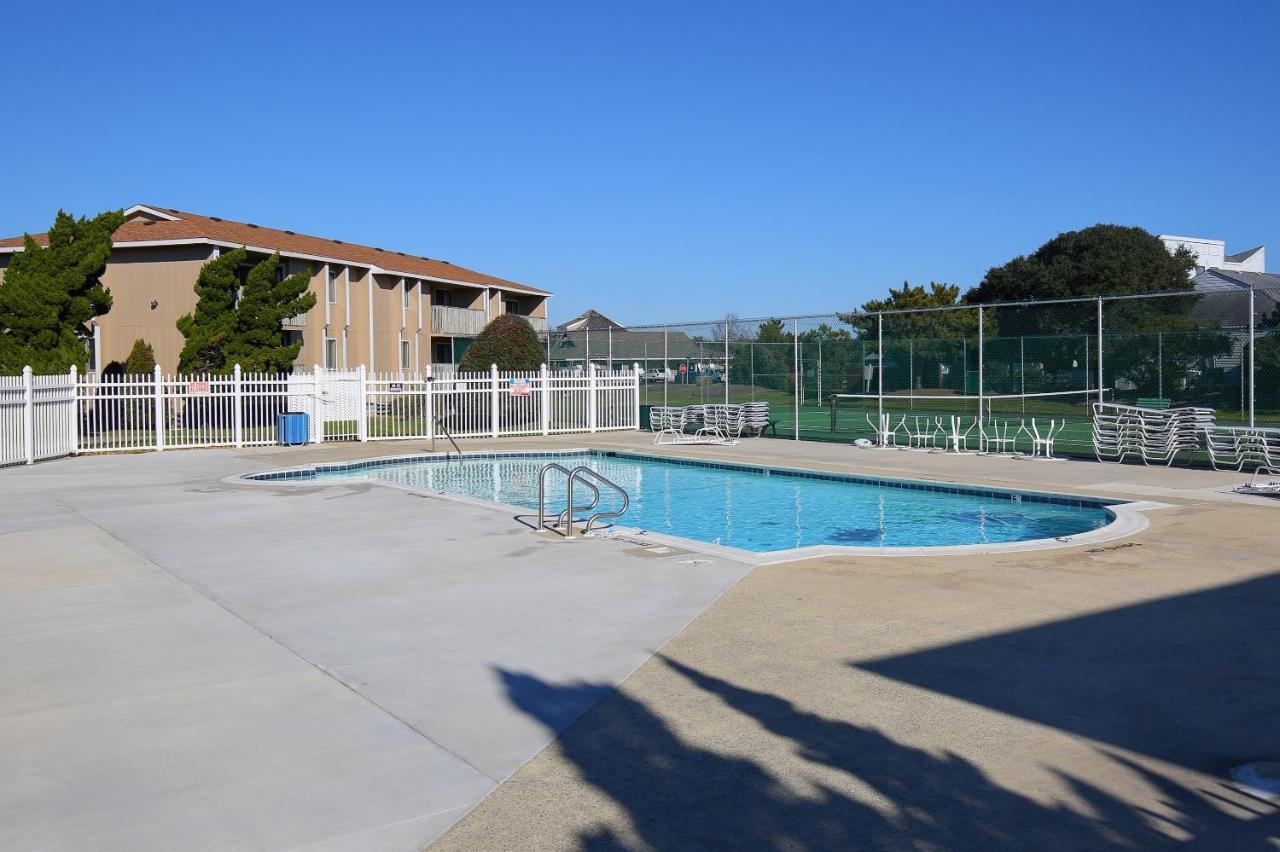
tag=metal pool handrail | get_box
[571,467,630,533]
[540,463,598,536]
[537,463,629,537]
[559,470,601,533]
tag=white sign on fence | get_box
[508,378,531,397]
[187,381,211,395]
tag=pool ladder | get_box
[431,415,463,463]
[538,463,629,537]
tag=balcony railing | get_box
[524,315,549,333]
[431,305,487,336]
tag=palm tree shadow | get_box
[497,659,1273,850]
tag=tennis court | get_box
[560,284,1280,464]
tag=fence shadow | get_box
[497,656,1272,850]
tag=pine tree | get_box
[0,209,124,373]
[123,338,156,374]
[458,314,544,372]
[177,248,245,373]
[223,253,316,373]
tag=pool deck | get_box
[2,433,1278,849]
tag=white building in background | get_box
[1159,234,1266,274]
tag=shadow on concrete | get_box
[853,573,1280,771]
[498,657,1276,850]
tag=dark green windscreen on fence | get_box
[542,284,1280,460]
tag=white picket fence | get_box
[0,363,641,466]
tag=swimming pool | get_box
[251,450,1121,554]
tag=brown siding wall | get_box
[96,245,218,371]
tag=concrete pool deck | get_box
[2,433,1277,849]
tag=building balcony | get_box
[431,305,488,336]
[525,315,549,333]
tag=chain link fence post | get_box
[792,317,800,441]
[1249,287,1256,427]
[877,312,884,432]
[1096,297,1104,406]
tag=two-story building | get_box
[0,204,551,372]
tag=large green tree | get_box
[224,253,315,373]
[458,313,543,372]
[178,250,315,374]
[799,323,855,396]
[746,319,795,393]
[965,225,1229,401]
[177,248,245,373]
[838,283,983,392]
[0,209,124,373]
[838,282,974,339]
[967,224,1196,308]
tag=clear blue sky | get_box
[3,1,1277,325]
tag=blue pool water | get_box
[272,451,1115,552]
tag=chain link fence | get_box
[538,283,1280,458]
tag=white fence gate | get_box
[1,363,641,466]
[1,368,77,466]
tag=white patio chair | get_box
[935,415,978,454]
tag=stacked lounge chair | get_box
[648,407,686,432]
[1205,426,1280,474]
[740,402,772,436]
[1092,403,1215,466]
[650,402,772,445]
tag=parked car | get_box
[642,369,668,383]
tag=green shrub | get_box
[123,339,156,374]
[458,314,543,372]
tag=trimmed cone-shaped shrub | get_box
[457,314,543,372]
[123,338,156,374]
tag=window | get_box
[504,299,520,315]
[433,289,453,307]
[400,339,411,369]
[324,338,338,369]
[326,267,337,303]
[403,281,411,309]
[434,342,452,364]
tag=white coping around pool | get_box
[228,449,1163,566]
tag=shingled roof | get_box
[556,309,626,332]
[0,205,548,296]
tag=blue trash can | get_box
[276,412,310,446]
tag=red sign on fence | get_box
[678,363,688,375]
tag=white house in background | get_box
[1159,235,1266,275]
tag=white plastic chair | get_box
[865,413,906,447]
[980,419,1018,455]
[1017,418,1065,459]
[935,415,977,453]
[906,416,940,450]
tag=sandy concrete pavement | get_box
[428,436,1280,850]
